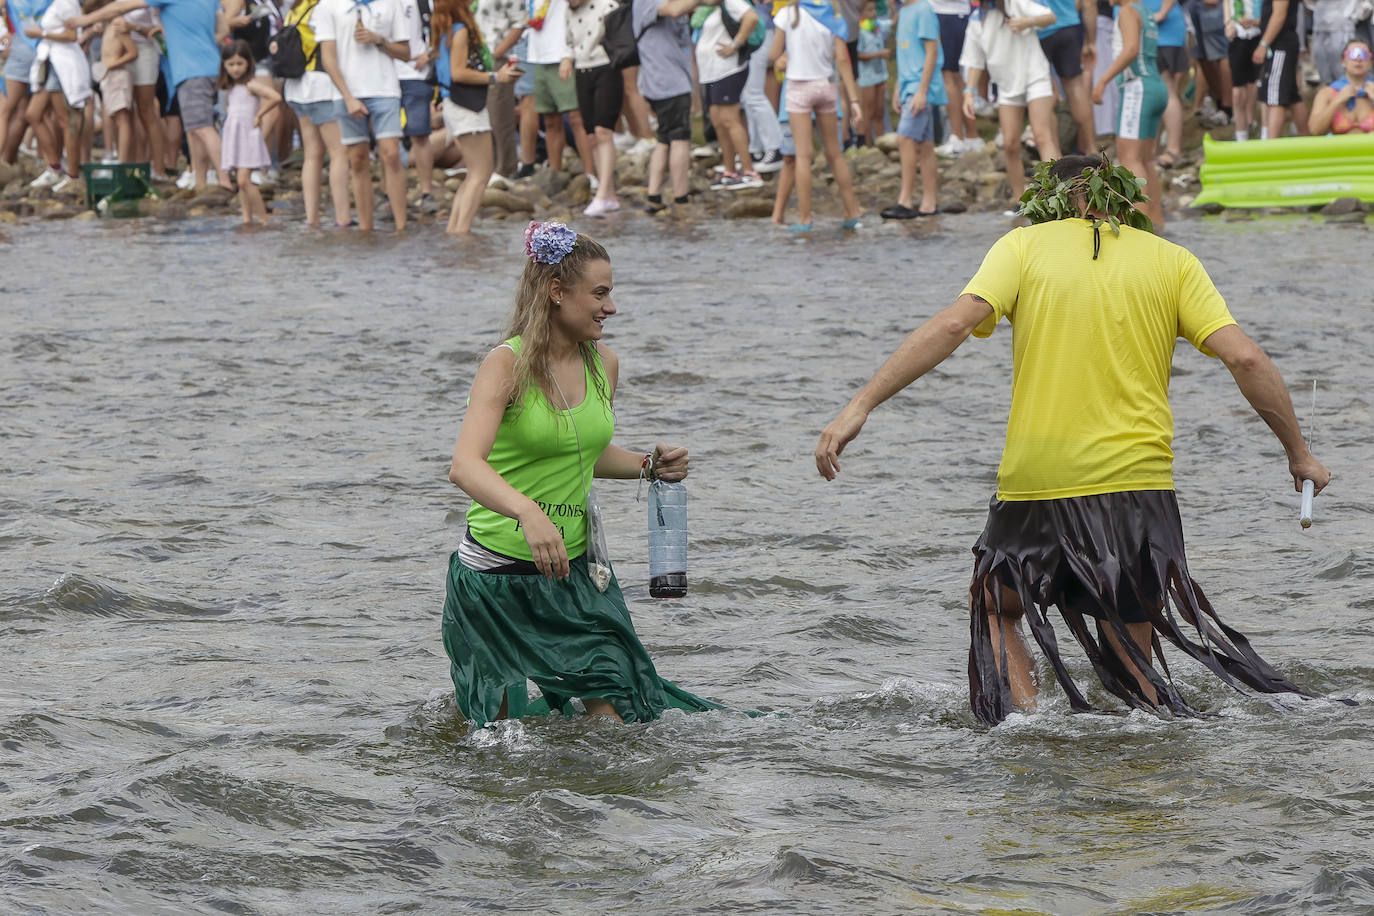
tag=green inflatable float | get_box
[1194,132,1374,208]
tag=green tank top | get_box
[465,337,615,560]
[1116,2,1160,83]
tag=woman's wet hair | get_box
[504,233,612,414]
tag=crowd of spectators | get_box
[0,0,1369,229]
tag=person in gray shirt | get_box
[633,0,701,209]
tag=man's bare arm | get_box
[1202,323,1331,493]
[815,293,994,480]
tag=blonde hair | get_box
[504,233,612,415]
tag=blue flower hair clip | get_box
[524,220,578,265]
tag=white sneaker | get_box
[206,169,218,186]
[30,167,63,189]
[175,169,195,189]
[612,131,636,151]
[588,174,599,192]
[629,138,657,156]
[691,144,716,159]
[487,173,511,189]
[934,138,961,159]
[52,174,77,193]
[250,170,266,186]
[960,136,985,153]
[445,165,468,178]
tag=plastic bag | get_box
[585,485,612,592]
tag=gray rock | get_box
[1321,197,1364,216]
[481,188,535,214]
[724,198,774,219]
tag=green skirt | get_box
[442,552,723,726]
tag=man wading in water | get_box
[814,154,1333,725]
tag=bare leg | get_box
[1100,620,1158,704]
[620,67,653,140]
[517,94,537,166]
[977,584,1039,711]
[1116,135,1163,230]
[447,130,493,235]
[319,120,351,226]
[114,110,133,163]
[347,141,375,231]
[582,698,623,721]
[667,137,690,198]
[1027,95,1061,160]
[592,124,616,199]
[770,155,795,223]
[298,117,326,226]
[917,138,938,211]
[942,69,968,141]
[790,112,815,223]
[2,79,32,162]
[189,125,229,188]
[542,112,565,170]
[647,140,668,196]
[897,136,916,208]
[566,109,595,177]
[27,91,59,170]
[377,136,407,230]
[132,84,166,177]
[1160,69,1183,160]
[815,109,859,220]
[1062,73,1097,154]
[998,104,1027,200]
[411,123,434,196]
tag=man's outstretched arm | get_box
[815,293,994,480]
[1203,324,1332,493]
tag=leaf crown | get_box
[1017,154,1154,243]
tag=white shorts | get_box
[997,72,1054,108]
[443,97,491,138]
[131,40,160,86]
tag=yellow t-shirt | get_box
[961,220,1237,501]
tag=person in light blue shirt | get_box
[881,0,943,218]
[74,0,230,189]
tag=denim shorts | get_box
[400,78,433,136]
[289,97,346,125]
[4,40,35,83]
[339,95,403,145]
[898,102,944,143]
[779,121,795,157]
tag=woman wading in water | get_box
[443,221,721,726]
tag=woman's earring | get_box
[554,300,562,307]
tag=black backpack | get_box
[269,0,320,80]
[601,0,641,70]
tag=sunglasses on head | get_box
[1346,46,1372,61]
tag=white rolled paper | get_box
[1300,479,1314,529]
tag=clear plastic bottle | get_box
[647,480,687,598]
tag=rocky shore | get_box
[0,114,1366,227]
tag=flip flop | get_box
[1156,152,1179,168]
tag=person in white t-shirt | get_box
[769,0,864,231]
[315,0,411,230]
[23,0,91,191]
[527,0,595,174]
[696,0,764,190]
[959,0,1061,206]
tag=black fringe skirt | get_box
[968,489,1314,725]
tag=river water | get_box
[2,213,1371,915]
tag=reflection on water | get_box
[2,214,1372,914]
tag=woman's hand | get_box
[1007,16,1032,31]
[497,61,520,83]
[962,92,977,122]
[1092,79,1105,104]
[849,98,863,128]
[518,505,571,578]
[558,57,572,81]
[25,26,42,38]
[652,444,690,481]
